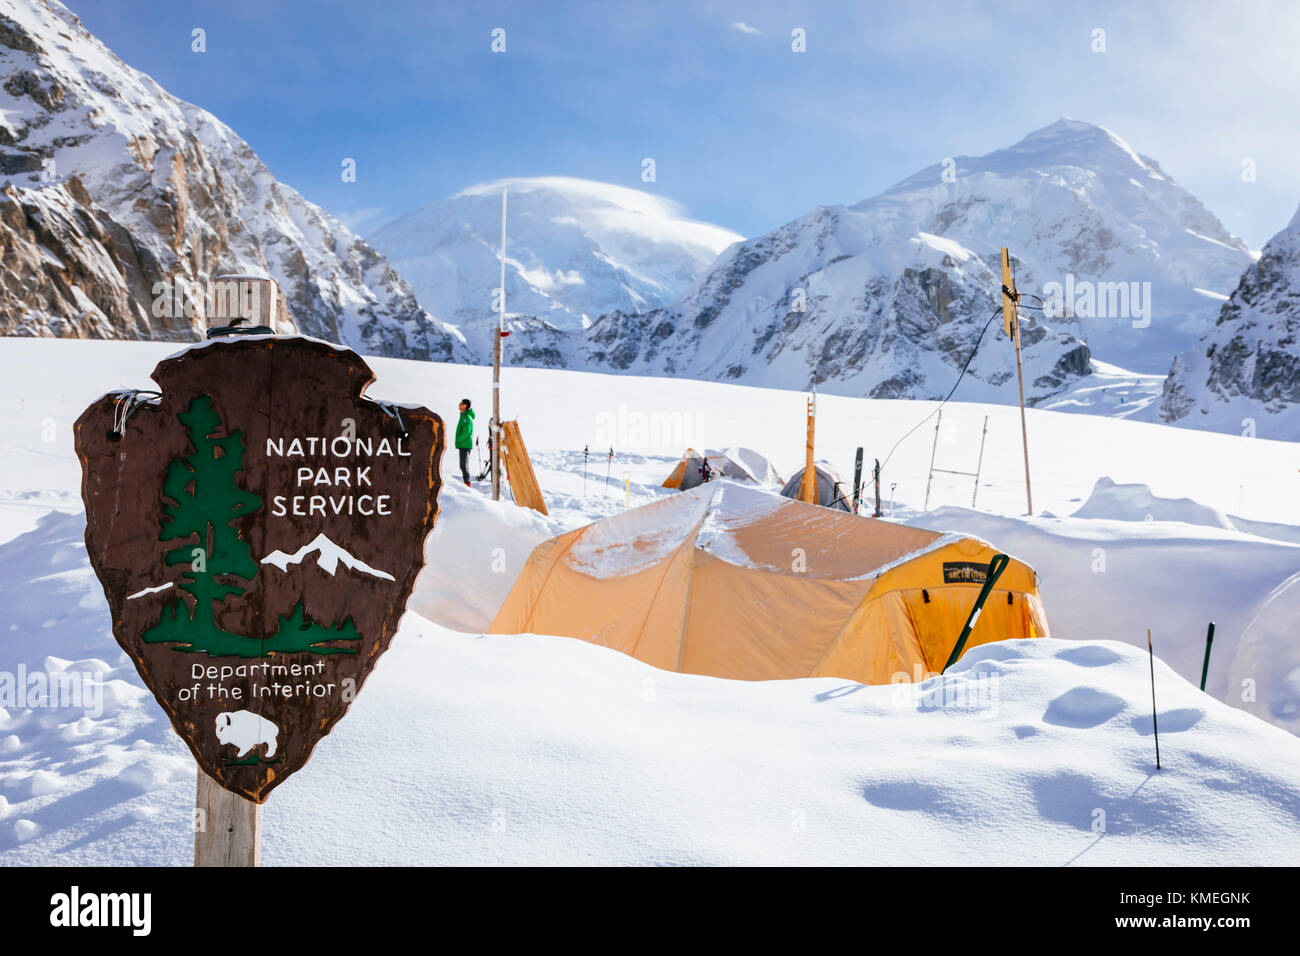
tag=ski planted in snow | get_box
[852,447,864,514]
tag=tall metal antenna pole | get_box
[492,187,506,501]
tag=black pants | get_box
[458,447,470,483]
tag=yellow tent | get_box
[490,481,1049,684]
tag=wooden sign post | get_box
[195,771,261,866]
[75,333,444,864]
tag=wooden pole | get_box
[195,771,261,867]
[1001,247,1033,516]
[492,187,507,501]
[800,394,817,504]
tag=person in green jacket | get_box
[455,399,475,486]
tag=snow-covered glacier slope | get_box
[369,176,741,356]
[0,0,466,360]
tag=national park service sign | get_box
[74,335,444,801]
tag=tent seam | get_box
[626,489,715,664]
[516,530,587,631]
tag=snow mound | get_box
[1070,477,1235,528]
[408,480,558,633]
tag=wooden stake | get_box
[1001,248,1033,516]
[195,771,261,867]
[492,187,507,502]
[1147,628,1161,771]
[800,394,817,504]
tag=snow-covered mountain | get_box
[0,1,1266,423]
[369,176,742,355]
[0,0,466,360]
[1160,202,1300,438]
[517,119,1250,405]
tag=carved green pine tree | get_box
[142,394,361,658]
[143,395,262,656]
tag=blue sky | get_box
[72,0,1300,248]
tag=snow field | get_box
[1,338,1299,864]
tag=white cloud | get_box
[335,206,390,235]
[730,21,761,36]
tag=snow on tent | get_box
[780,461,851,511]
[490,482,1050,684]
[661,447,782,490]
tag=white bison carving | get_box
[215,710,279,759]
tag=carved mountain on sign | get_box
[261,533,396,581]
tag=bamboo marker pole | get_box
[492,187,507,501]
[800,394,817,504]
[1147,628,1161,770]
[1200,622,1216,692]
[1001,247,1033,516]
[971,415,989,508]
[195,772,260,867]
[923,408,942,512]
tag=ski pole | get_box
[873,458,883,518]
[604,447,613,497]
[1148,628,1161,770]
[624,471,631,509]
[942,553,1009,672]
[1199,622,1215,692]
[583,444,589,497]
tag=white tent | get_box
[663,447,783,490]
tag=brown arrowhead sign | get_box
[74,335,443,802]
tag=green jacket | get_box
[455,408,475,449]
